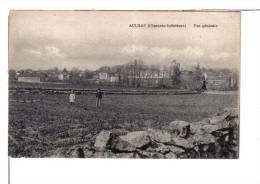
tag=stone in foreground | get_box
[148,128,172,143]
[118,131,150,148]
[94,130,111,151]
[167,120,191,138]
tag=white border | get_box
[1,0,260,10]
[1,1,260,184]
[0,3,9,184]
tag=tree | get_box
[128,59,146,88]
[71,67,80,73]
[192,64,204,90]
[98,66,111,73]
[84,69,94,79]
[170,60,181,86]
[111,65,124,85]
[194,64,203,80]
[9,69,16,81]
[146,64,160,87]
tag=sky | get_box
[9,11,240,71]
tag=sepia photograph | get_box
[8,11,240,159]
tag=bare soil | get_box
[8,91,239,157]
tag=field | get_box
[8,91,239,157]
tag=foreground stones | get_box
[118,131,150,148]
[92,108,238,159]
[49,108,239,159]
[94,130,111,151]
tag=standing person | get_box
[69,90,76,105]
[201,72,207,91]
[96,88,103,108]
[202,80,207,90]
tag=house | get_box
[44,69,60,81]
[110,75,119,83]
[18,76,41,83]
[59,69,71,80]
[179,70,204,90]
[16,70,43,83]
[204,69,238,90]
[58,73,64,80]
[78,72,85,78]
[98,72,109,81]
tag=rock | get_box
[202,144,210,152]
[165,152,177,159]
[102,151,117,158]
[209,115,226,125]
[224,108,239,120]
[201,124,222,133]
[167,120,191,138]
[191,123,226,135]
[210,115,237,130]
[110,129,128,136]
[152,143,170,154]
[189,133,216,145]
[191,119,210,133]
[228,118,239,128]
[94,151,118,158]
[137,150,164,158]
[212,129,230,137]
[109,136,136,152]
[94,151,105,158]
[76,148,85,158]
[114,153,135,158]
[170,136,194,149]
[168,146,186,155]
[229,146,239,153]
[148,128,172,143]
[214,141,222,153]
[45,107,239,159]
[118,131,150,148]
[94,130,111,151]
[178,153,188,158]
[84,149,95,158]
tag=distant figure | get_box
[201,72,207,91]
[202,80,207,90]
[96,88,103,108]
[69,90,76,105]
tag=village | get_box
[9,60,239,91]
